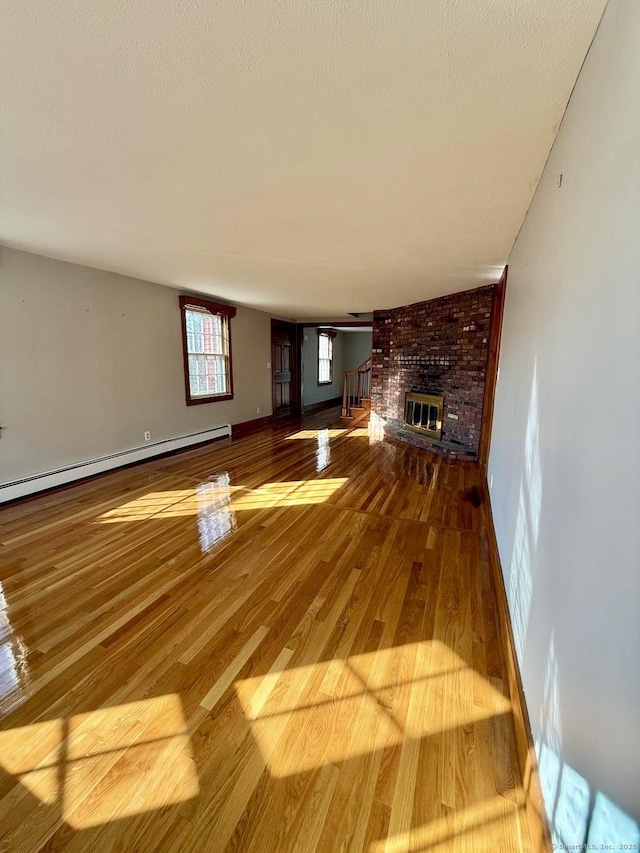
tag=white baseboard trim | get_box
[0,424,231,504]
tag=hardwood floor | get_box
[0,409,533,852]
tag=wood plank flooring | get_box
[0,409,533,852]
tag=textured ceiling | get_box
[0,0,606,319]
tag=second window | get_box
[317,330,334,385]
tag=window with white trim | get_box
[317,331,334,385]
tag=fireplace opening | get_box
[403,392,444,441]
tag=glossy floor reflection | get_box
[0,583,31,717]
[0,408,534,852]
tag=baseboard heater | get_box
[0,424,231,504]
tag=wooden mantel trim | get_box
[478,266,507,470]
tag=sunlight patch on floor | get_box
[235,640,511,778]
[285,429,347,439]
[0,694,198,829]
[94,477,349,523]
[371,794,526,853]
[228,478,348,510]
[95,489,197,522]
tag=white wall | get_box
[302,329,345,407]
[489,0,640,839]
[0,247,274,482]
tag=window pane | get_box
[202,314,224,354]
[186,311,196,352]
[185,309,228,356]
[193,312,204,353]
[188,354,202,396]
[318,333,333,382]
[188,352,228,397]
[319,358,331,383]
[204,354,228,395]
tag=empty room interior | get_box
[1,1,639,851]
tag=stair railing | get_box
[342,356,372,418]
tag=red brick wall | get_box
[371,284,495,460]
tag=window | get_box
[179,296,236,405]
[317,330,335,385]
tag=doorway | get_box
[300,323,373,413]
[271,320,301,418]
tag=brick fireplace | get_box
[371,284,496,460]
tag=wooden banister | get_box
[342,356,372,418]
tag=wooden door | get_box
[272,326,293,415]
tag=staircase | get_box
[340,356,372,427]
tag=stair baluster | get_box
[341,356,372,426]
